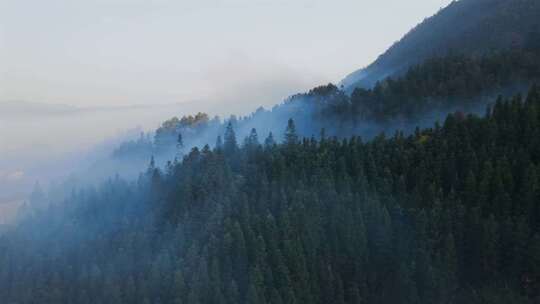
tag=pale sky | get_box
[0,0,453,109]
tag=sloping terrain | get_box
[342,0,540,89]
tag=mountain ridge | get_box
[341,0,540,90]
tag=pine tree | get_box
[177,132,184,157]
[264,132,276,148]
[249,128,259,146]
[245,128,260,150]
[284,119,299,146]
[224,122,238,155]
[216,135,223,150]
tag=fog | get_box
[0,82,516,224]
[0,0,456,222]
[0,99,250,221]
[1,0,453,106]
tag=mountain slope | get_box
[3,88,540,303]
[119,46,540,166]
[341,0,540,89]
[3,1,540,303]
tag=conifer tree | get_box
[264,132,276,148]
[284,118,299,146]
[224,122,238,155]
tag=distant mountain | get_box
[341,0,540,90]
[0,100,201,119]
[0,100,79,117]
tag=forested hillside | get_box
[114,45,540,163]
[2,87,540,303]
[4,1,540,303]
[344,47,540,120]
[342,0,540,89]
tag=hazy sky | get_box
[1,0,453,109]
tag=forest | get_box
[3,1,540,303]
[2,86,540,303]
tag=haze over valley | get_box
[1,0,454,218]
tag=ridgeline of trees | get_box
[342,47,540,121]
[112,113,220,160]
[2,87,540,303]
[113,46,540,164]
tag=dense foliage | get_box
[113,113,220,161]
[345,48,540,120]
[2,87,540,303]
